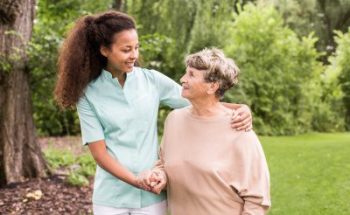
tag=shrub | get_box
[44,147,95,186]
[224,4,324,135]
[330,29,350,130]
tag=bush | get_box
[330,29,350,130]
[224,4,324,135]
[311,34,346,132]
[44,147,95,186]
[44,147,75,169]
[29,0,113,136]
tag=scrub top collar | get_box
[101,68,136,81]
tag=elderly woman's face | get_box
[180,67,211,100]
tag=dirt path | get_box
[0,137,93,215]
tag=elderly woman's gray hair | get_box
[185,48,239,98]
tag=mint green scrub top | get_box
[76,67,189,208]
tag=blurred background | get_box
[0,0,349,214]
[26,0,350,137]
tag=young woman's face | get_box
[180,67,211,100]
[101,29,139,73]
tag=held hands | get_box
[231,104,253,131]
[135,169,167,194]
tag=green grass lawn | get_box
[260,133,350,215]
[43,133,350,214]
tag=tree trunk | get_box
[113,0,127,12]
[0,0,49,185]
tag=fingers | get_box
[149,172,160,187]
[233,116,252,131]
[149,170,167,194]
[152,181,166,194]
[151,175,166,194]
[232,107,249,122]
[231,105,252,131]
[136,171,153,191]
[136,170,167,194]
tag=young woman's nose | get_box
[130,49,138,59]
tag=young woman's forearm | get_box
[88,140,138,187]
[222,102,243,110]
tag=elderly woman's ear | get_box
[207,82,220,95]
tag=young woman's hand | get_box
[231,104,253,131]
[135,170,154,191]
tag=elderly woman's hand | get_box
[135,169,166,194]
[149,169,167,194]
[231,104,252,131]
[135,170,154,191]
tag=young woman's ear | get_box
[100,46,109,57]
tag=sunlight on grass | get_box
[42,133,350,213]
[260,133,350,215]
[44,147,95,186]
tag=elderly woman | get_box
[145,48,271,215]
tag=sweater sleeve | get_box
[151,112,173,182]
[229,131,271,214]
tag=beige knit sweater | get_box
[159,107,271,215]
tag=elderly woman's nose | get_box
[180,75,186,83]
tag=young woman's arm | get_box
[222,103,252,131]
[153,70,253,130]
[88,140,152,191]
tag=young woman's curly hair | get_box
[54,11,136,109]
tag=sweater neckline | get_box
[184,106,234,122]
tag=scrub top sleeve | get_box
[76,95,105,145]
[152,70,189,109]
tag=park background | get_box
[0,0,349,214]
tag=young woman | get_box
[55,11,252,215]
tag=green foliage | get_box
[76,153,96,177]
[0,53,12,73]
[44,147,95,187]
[325,29,350,130]
[0,30,26,74]
[44,147,75,169]
[262,0,350,61]
[29,0,347,136]
[67,171,90,187]
[139,33,174,71]
[131,0,245,80]
[29,0,113,136]
[157,106,172,137]
[66,153,96,186]
[224,4,324,135]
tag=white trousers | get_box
[93,200,167,215]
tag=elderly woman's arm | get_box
[230,132,271,215]
[150,159,167,194]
